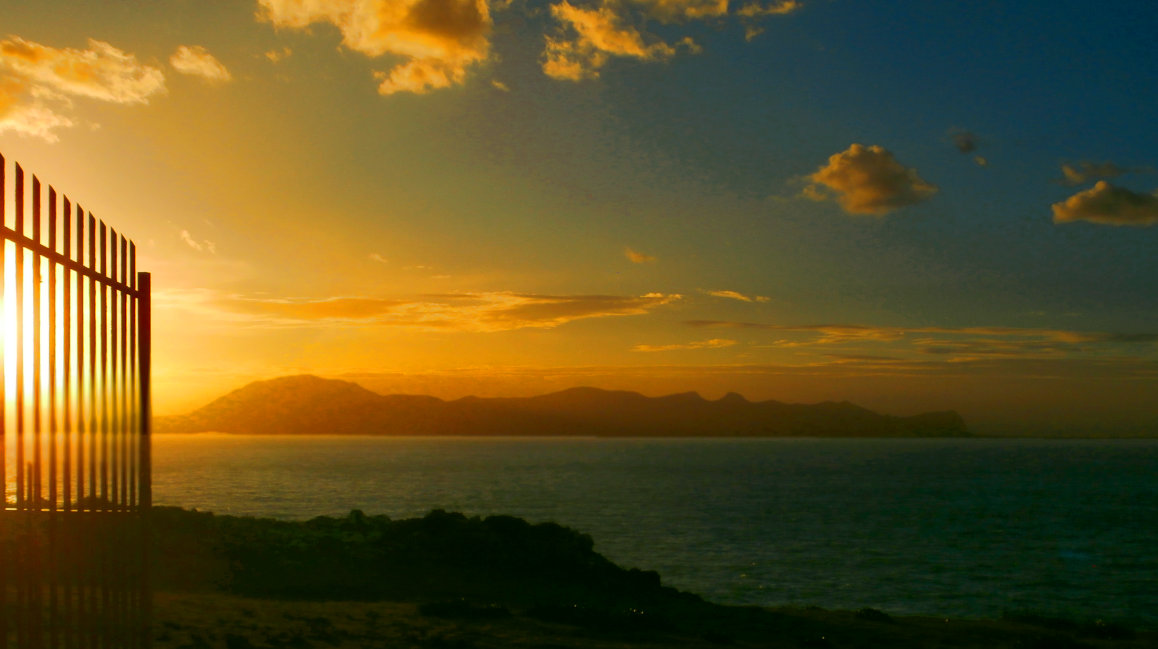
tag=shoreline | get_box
[140,507,1155,647]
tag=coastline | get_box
[143,507,1155,648]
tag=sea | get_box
[153,435,1158,628]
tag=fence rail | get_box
[0,152,151,648]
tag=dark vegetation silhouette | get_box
[156,375,969,437]
[141,507,1152,649]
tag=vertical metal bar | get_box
[137,271,152,649]
[76,208,86,510]
[138,272,150,511]
[100,222,108,509]
[0,153,5,513]
[0,153,7,649]
[62,197,74,649]
[110,230,119,509]
[63,197,72,512]
[49,186,61,649]
[130,249,142,649]
[33,176,43,511]
[49,187,58,510]
[15,164,25,510]
[87,211,96,641]
[120,236,128,512]
[129,245,137,509]
[88,214,96,507]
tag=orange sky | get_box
[2,1,1156,434]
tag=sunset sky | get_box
[2,0,1155,433]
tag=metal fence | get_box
[0,152,151,648]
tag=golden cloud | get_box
[635,0,729,22]
[177,290,681,332]
[688,320,1155,359]
[625,247,656,263]
[542,1,688,80]
[180,230,217,254]
[1059,161,1128,186]
[1,37,165,103]
[170,45,232,82]
[258,0,491,94]
[375,58,465,94]
[634,338,737,352]
[706,290,770,303]
[804,144,937,215]
[736,0,801,18]
[0,36,165,140]
[265,47,293,63]
[1051,181,1158,227]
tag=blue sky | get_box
[2,0,1155,433]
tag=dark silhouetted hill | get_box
[155,375,969,437]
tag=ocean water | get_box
[152,435,1158,627]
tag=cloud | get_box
[1058,161,1129,186]
[634,338,737,352]
[948,129,978,153]
[804,144,938,215]
[0,36,165,141]
[369,253,389,264]
[170,45,232,82]
[375,58,465,94]
[1051,181,1158,227]
[491,79,509,91]
[736,0,801,18]
[257,0,491,95]
[625,247,656,263]
[542,1,690,80]
[635,0,729,22]
[706,290,769,303]
[688,320,1157,358]
[265,47,293,63]
[180,290,682,332]
[180,230,217,254]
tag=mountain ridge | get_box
[155,374,970,438]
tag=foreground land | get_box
[153,592,1156,649]
[146,508,1154,649]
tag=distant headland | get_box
[155,375,969,438]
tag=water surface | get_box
[153,435,1158,626]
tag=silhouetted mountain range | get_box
[155,375,969,437]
